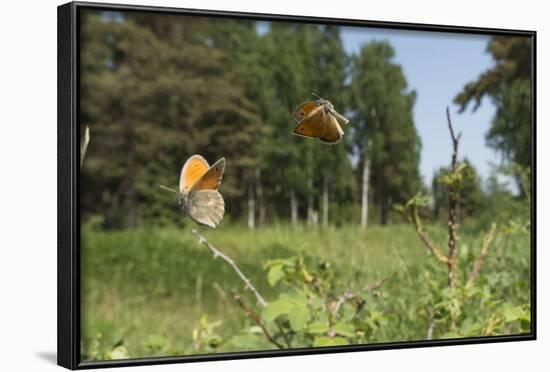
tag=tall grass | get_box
[81,223,530,359]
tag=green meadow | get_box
[81,224,531,359]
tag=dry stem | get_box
[426,319,435,340]
[332,289,353,316]
[410,205,448,264]
[231,290,284,349]
[191,229,267,307]
[362,276,390,292]
[80,125,90,168]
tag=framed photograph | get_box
[58,1,536,369]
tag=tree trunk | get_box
[290,188,298,225]
[361,158,371,229]
[255,168,266,225]
[322,174,329,228]
[248,180,255,229]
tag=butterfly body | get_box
[292,95,349,144]
[177,155,226,228]
[175,192,190,214]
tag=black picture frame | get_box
[58,1,537,369]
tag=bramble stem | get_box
[410,203,448,264]
[191,229,267,307]
[446,107,462,288]
[332,289,353,317]
[231,290,283,349]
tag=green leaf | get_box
[317,312,329,324]
[440,332,461,339]
[340,303,356,322]
[501,303,528,322]
[248,325,263,334]
[267,264,285,286]
[262,298,295,322]
[393,204,405,213]
[307,321,330,334]
[228,334,266,349]
[288,303,309,331]
[313,336,349,347]
[455,162,467,173]
[207,335,222,348]
[309,295,324,310]
[105,346,129,360]
[332,322,356,337]
[282,289,308,305]
[464,285,482,298]
[143,334,168,351]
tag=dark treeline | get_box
[80,10,531,230]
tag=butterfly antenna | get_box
[310,92,322,101]
[159,185,178,193]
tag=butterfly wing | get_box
[319,114,344,144]
[292,101,321,122]
[190,158,225,192]
[292,107,327,139]
[186,189,225,228]
[179,155,210,193]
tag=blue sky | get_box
[340,26,500,187]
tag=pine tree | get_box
[454,36,532,182]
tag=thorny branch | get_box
[409,204,449,264]
[191,229,268,307]
[332,289,353,317]
[426,319,435,340]
[466,223,497,288]
[231,290,284,349]
[362,276,390,292]
[446,107,462,288]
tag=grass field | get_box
[81,223,531,360]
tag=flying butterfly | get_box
[292,94,350,144]
[161,155,226,228]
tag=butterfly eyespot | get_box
[300,111,305,116]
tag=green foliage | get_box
[81,224,530,359]
[81,333,129,361]
[455,36,532,176]
[80,11,262,228]
[80,11,425,229]
[227,255,386,349]
[191,315,223,353]
[396,137,531,341]
[432,159,486,224]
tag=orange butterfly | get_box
[175,155,226,228]
[292,94,349,144]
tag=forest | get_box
[79,9,532,360]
